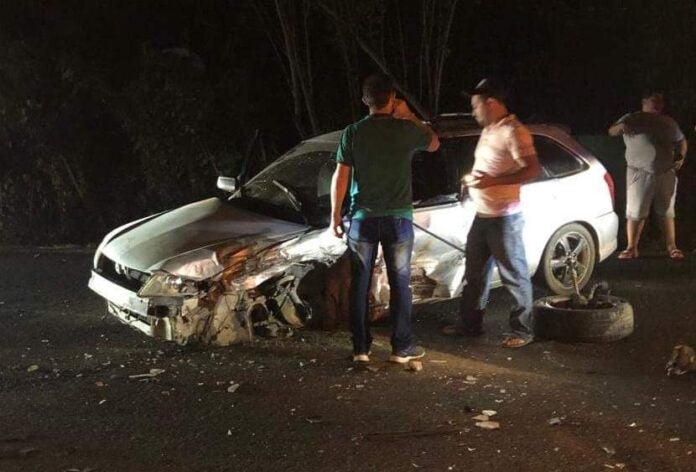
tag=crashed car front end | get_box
[89,222,347,346]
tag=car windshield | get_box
[230,141,337,226]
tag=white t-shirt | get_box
[469,115,537,217]
[616,112,685,174]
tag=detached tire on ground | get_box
[534,295,634,343]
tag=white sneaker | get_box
[389,345,426,364]
[352,353,370,363]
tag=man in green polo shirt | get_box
[330,73,439,364]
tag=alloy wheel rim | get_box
[549,231,591,290]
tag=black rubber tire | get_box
[539,223,596,295]
[534,295,634,343]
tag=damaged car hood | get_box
[101,197,309,274]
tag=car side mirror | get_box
[217,176,237,193]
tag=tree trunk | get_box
[274,0,309,137]
[318,1,432,120]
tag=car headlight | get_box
[138,272,203,298]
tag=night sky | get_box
[5,1,696,139]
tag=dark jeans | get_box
[459,212,534,336]
[347,216,414,354]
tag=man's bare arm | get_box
[608,122,625,137]
[675,138,688,170]
[393,99,440,152]
[330,163,351,237]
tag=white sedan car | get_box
[88,117,618,345]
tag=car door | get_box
[521,134,588,273]
[411,136,479,300]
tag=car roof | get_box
[305,122,575,146]
[305,130,343,145]
[302,121,600,169]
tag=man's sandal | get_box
[501,334,534,349]
[617,248,639,259]
[669,248,685,260]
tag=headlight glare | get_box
[138,272,201,297]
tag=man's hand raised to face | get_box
[392,98,416,120]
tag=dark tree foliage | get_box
[0,0,695,244]
[0,1,279,244]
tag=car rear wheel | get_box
[540,223,596,295]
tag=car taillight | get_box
[603,172,615,209]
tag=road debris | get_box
[548,417,562,426]
[601,445,616,455]
[365,428,462,440]
[406,361,423,372]
[27,365,39,372]
[0,445,38,459]
[227,383,241,393]
[475,421,500,430]
[482,410,497,417]
[305,416,323,424]
[666,344,696,376]
[128,368,166,379]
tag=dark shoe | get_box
[389,345,426,364]
[441,324,483,337]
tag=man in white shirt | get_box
[608,91,687,260]
[443,78,541,348]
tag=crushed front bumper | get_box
[88,271,173,340]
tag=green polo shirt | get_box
[335,114,431,220]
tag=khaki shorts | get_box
[626,167,677,220]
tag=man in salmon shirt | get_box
[443,78,541,348]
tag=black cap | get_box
[462,78,508,103]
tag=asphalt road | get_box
[1,246,695,472]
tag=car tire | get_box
[534,295,634,343]
[539,223,596,295]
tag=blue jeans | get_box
[459,213,534,336]
[347,217,414,354]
